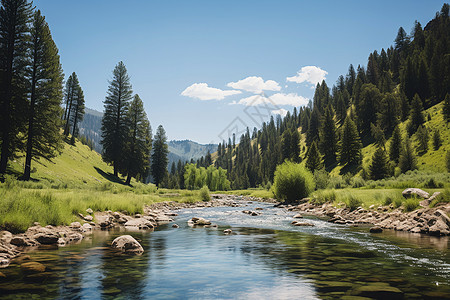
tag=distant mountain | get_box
[78,108,103,153]
[168,140,217,168]
[77,108,217,168]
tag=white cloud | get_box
[181,83,241,100]
[237,93,308,107]
[286,66,328,86]
[227,76,281,93]
[272,108,288,117]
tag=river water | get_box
[0,201,449,299]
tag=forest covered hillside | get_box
[176,4,450,190]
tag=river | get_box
[0,201,449,299]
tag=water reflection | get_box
[0,202,448,299]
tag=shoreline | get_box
[1,193,449,269]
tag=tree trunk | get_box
[23,42,38,181]
[64,86,75,136]
[126,174,131,185]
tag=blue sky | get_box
[34,0,446,144]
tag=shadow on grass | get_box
[94,167,127,185]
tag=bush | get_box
[429,189,450,208]
[311,189,336,205]
[272,161,315,202]
[393,197,403,208]
[346,195,362,211]
[423,178,443,188]
[403,198,419,212]
[383,196,393,206]
[351,177,366,188]
[327,176,346,189]
[199,185,210,201]
[314,169,329,190]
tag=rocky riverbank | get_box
[0,196,250,268]
[281,198,450,236]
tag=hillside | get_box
[8,139,116,187]
[168,140,217,167]
[78,108,217,168]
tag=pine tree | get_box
[369,147,389,180]
[377,93,400,133]
[70,83,85,143]
[101,61,133,176]
[63,72,84,139]
[290,128,300,162]
[151,125,169,187]
[399,136,417,173]
[415,125,429,155]
[23,10,64,180]
[306,141,322,171]
[389,125,402,163]
[444,93,450,123]
[357,83,381,135]
[0,0,33,173]
[205,150,212,166]
[306,106,320,146]
[338,117,362,166]
[319,105,337,165]
[123,95,152,185]
[432,129,442,150]
[409,94,425,133]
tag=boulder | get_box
[293,214,303,219]
[111,235,144,255]
[223,229,232,234]
[86,208,93,214]
[292,221,314,227]
[370,226,383,233]
[402,188,429,199]
[0,231,12,244]
[70,222,81,229]
[172,224,179,228]
[21,262,46,274]
[10,236,30,247]
[33,233,59,245]
[84,215,93,222]
[124,218,154,229]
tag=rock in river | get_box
[111,235,144,255]
[21,262,46,274]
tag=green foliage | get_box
[409,94,425,134]
[389,125,402,163]
[319,105,337,164]
[369,147,389,180]
[429,189,450,208]
[305,141,323,172]
[393,196,403,208]
[415,125,429,155]
[338,117,362,167]
[346,195,362,211]
[23,10,64,180]
[0,0,33,173]
[311,189,336,205]
[432,129,442,150]
[184,163,230,191]
[358,84,382,134]
[314,169,329,190]
[444,94,450,122]
[151,125,169,187]
[101,61,133,176]
[403,198,419,212]
[447,151,450,172]
[272,161,315,202]
[399,136,417,173]
[199,185,210,201]
[123,94,152,185]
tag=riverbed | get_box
[1,201,449,299]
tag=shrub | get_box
[351,177,366,188]
[312,189,336,205]
[383,196,393,206]
[403,198,419,212]
[393,197,403,208]
[423,178,443,188]
[272,161,315,202]
[199,185,210,201]
[429,189,450,208]
[314,169,329,190]
[346,195,362,211]
[328,176,346,189]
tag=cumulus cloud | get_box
[286,66,328,86]
[272,108,288,117]
[237,93,308,107]
[181,83,241,100]
[227,76,281,93]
